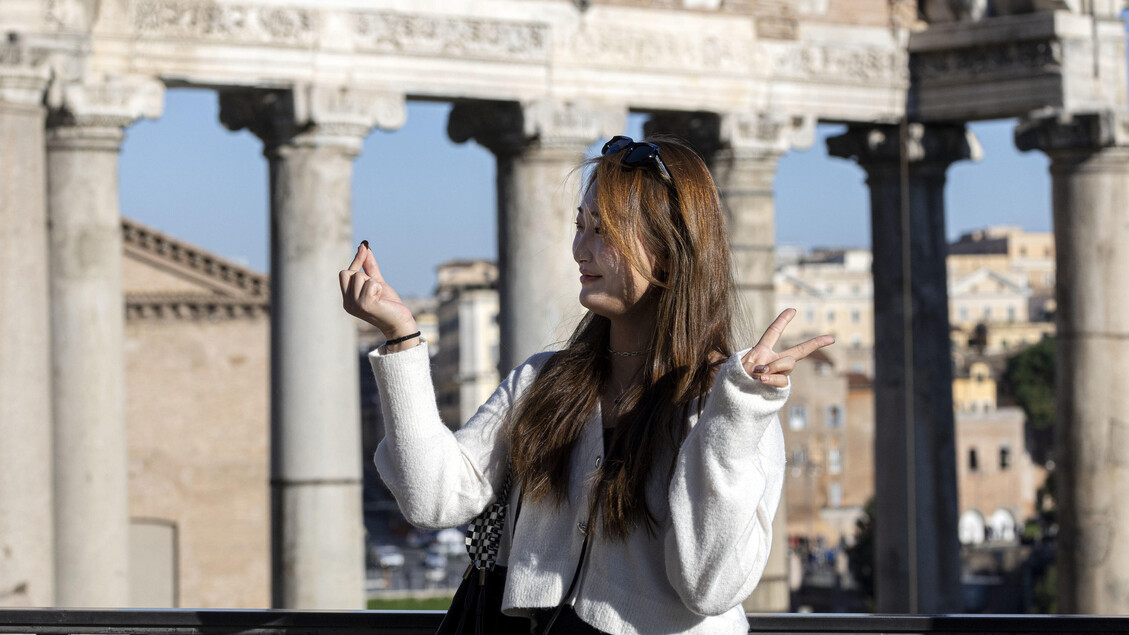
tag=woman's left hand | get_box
[742,308,834,388]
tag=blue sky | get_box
[119,90,1053,298]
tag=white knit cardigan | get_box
[371,341,788,635]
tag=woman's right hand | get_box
[339,242,419,345]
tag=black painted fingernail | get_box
[361,240,369,250]
[753,365,769,374]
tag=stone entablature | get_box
[32,0,910,123]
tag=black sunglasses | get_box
[601,135,674,186]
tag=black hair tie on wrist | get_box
[385,331,421,346]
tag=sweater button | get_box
[595,456,601,468]
[577,520,588,535]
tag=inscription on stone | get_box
[770,44,906,83]
[571,26,752,73]
[131,1,319,46]
[353,12,549,62]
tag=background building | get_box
[433,260,500,428]
[122,219,270,607]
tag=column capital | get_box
[0,39,51,110]
[447,98,625,156]
[220,85,405,155]
[45,75,164,151]
[827,122,982,170]
[46,75,164,129]
[646,110,816,161]
[1015,110,1129,155]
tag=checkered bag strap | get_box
[464,463,513,571]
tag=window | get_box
[806,308,815,323]
[828,448,842,474]
[788,405,807,430]
[851,284,860,294]
[828,482,842,508]
[850,309,860,323]
[982,306,991,319]
[827,310,836,323]
[960,307,969,321]
[850,334,862,349]
[969,448,979,472]
[826,405,843,428]
[792,447,807,466]
[999,445,1011,470]
[1007,306,1016,322]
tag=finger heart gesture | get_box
[742,308,835,388]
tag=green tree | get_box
[1002,336,1055,431]
[845,497,875,610]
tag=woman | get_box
[340,136,833,634]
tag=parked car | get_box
[370,544,405,569]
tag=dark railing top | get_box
[2,609,1129,635]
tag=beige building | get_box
[122,219,270,608]
[778,350,866,544]
[434,260,501,427]
[775,249,874,376]
[952,364,1045,545]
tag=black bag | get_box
[435,466,528,635]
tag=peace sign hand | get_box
[339,242,418,343]
[742,309,834,388]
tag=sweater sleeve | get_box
[370,341,547,530]
[663,348,789,616]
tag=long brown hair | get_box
[508,137,736,539]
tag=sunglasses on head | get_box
[601,135,674,186]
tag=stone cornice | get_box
[125,292,269,321]
[122,219,269,300]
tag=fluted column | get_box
[646,110,813,612]
[448,99,624,370]
[828,123,976,613]
[1016,111,1129,615]
[46,76,163,607]
[220,85,404,609]
[0,44,53,608]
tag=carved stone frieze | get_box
[912,40,1062,81]
[449,99,624,155]
[45,0,97,32]
[46,75,164,129]
[130,0,319,46]
[353,12,550,63]
[569,24,753,73]
[721,111,817,156]
[768,43,908,84]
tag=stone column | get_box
[46,76,163,607]
[448,99,623,371]
[828,123,976,613]
[220,85,404,609]
[1016,111,1129,615]
[0,45,54,608]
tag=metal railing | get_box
[2,609,1129,635]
